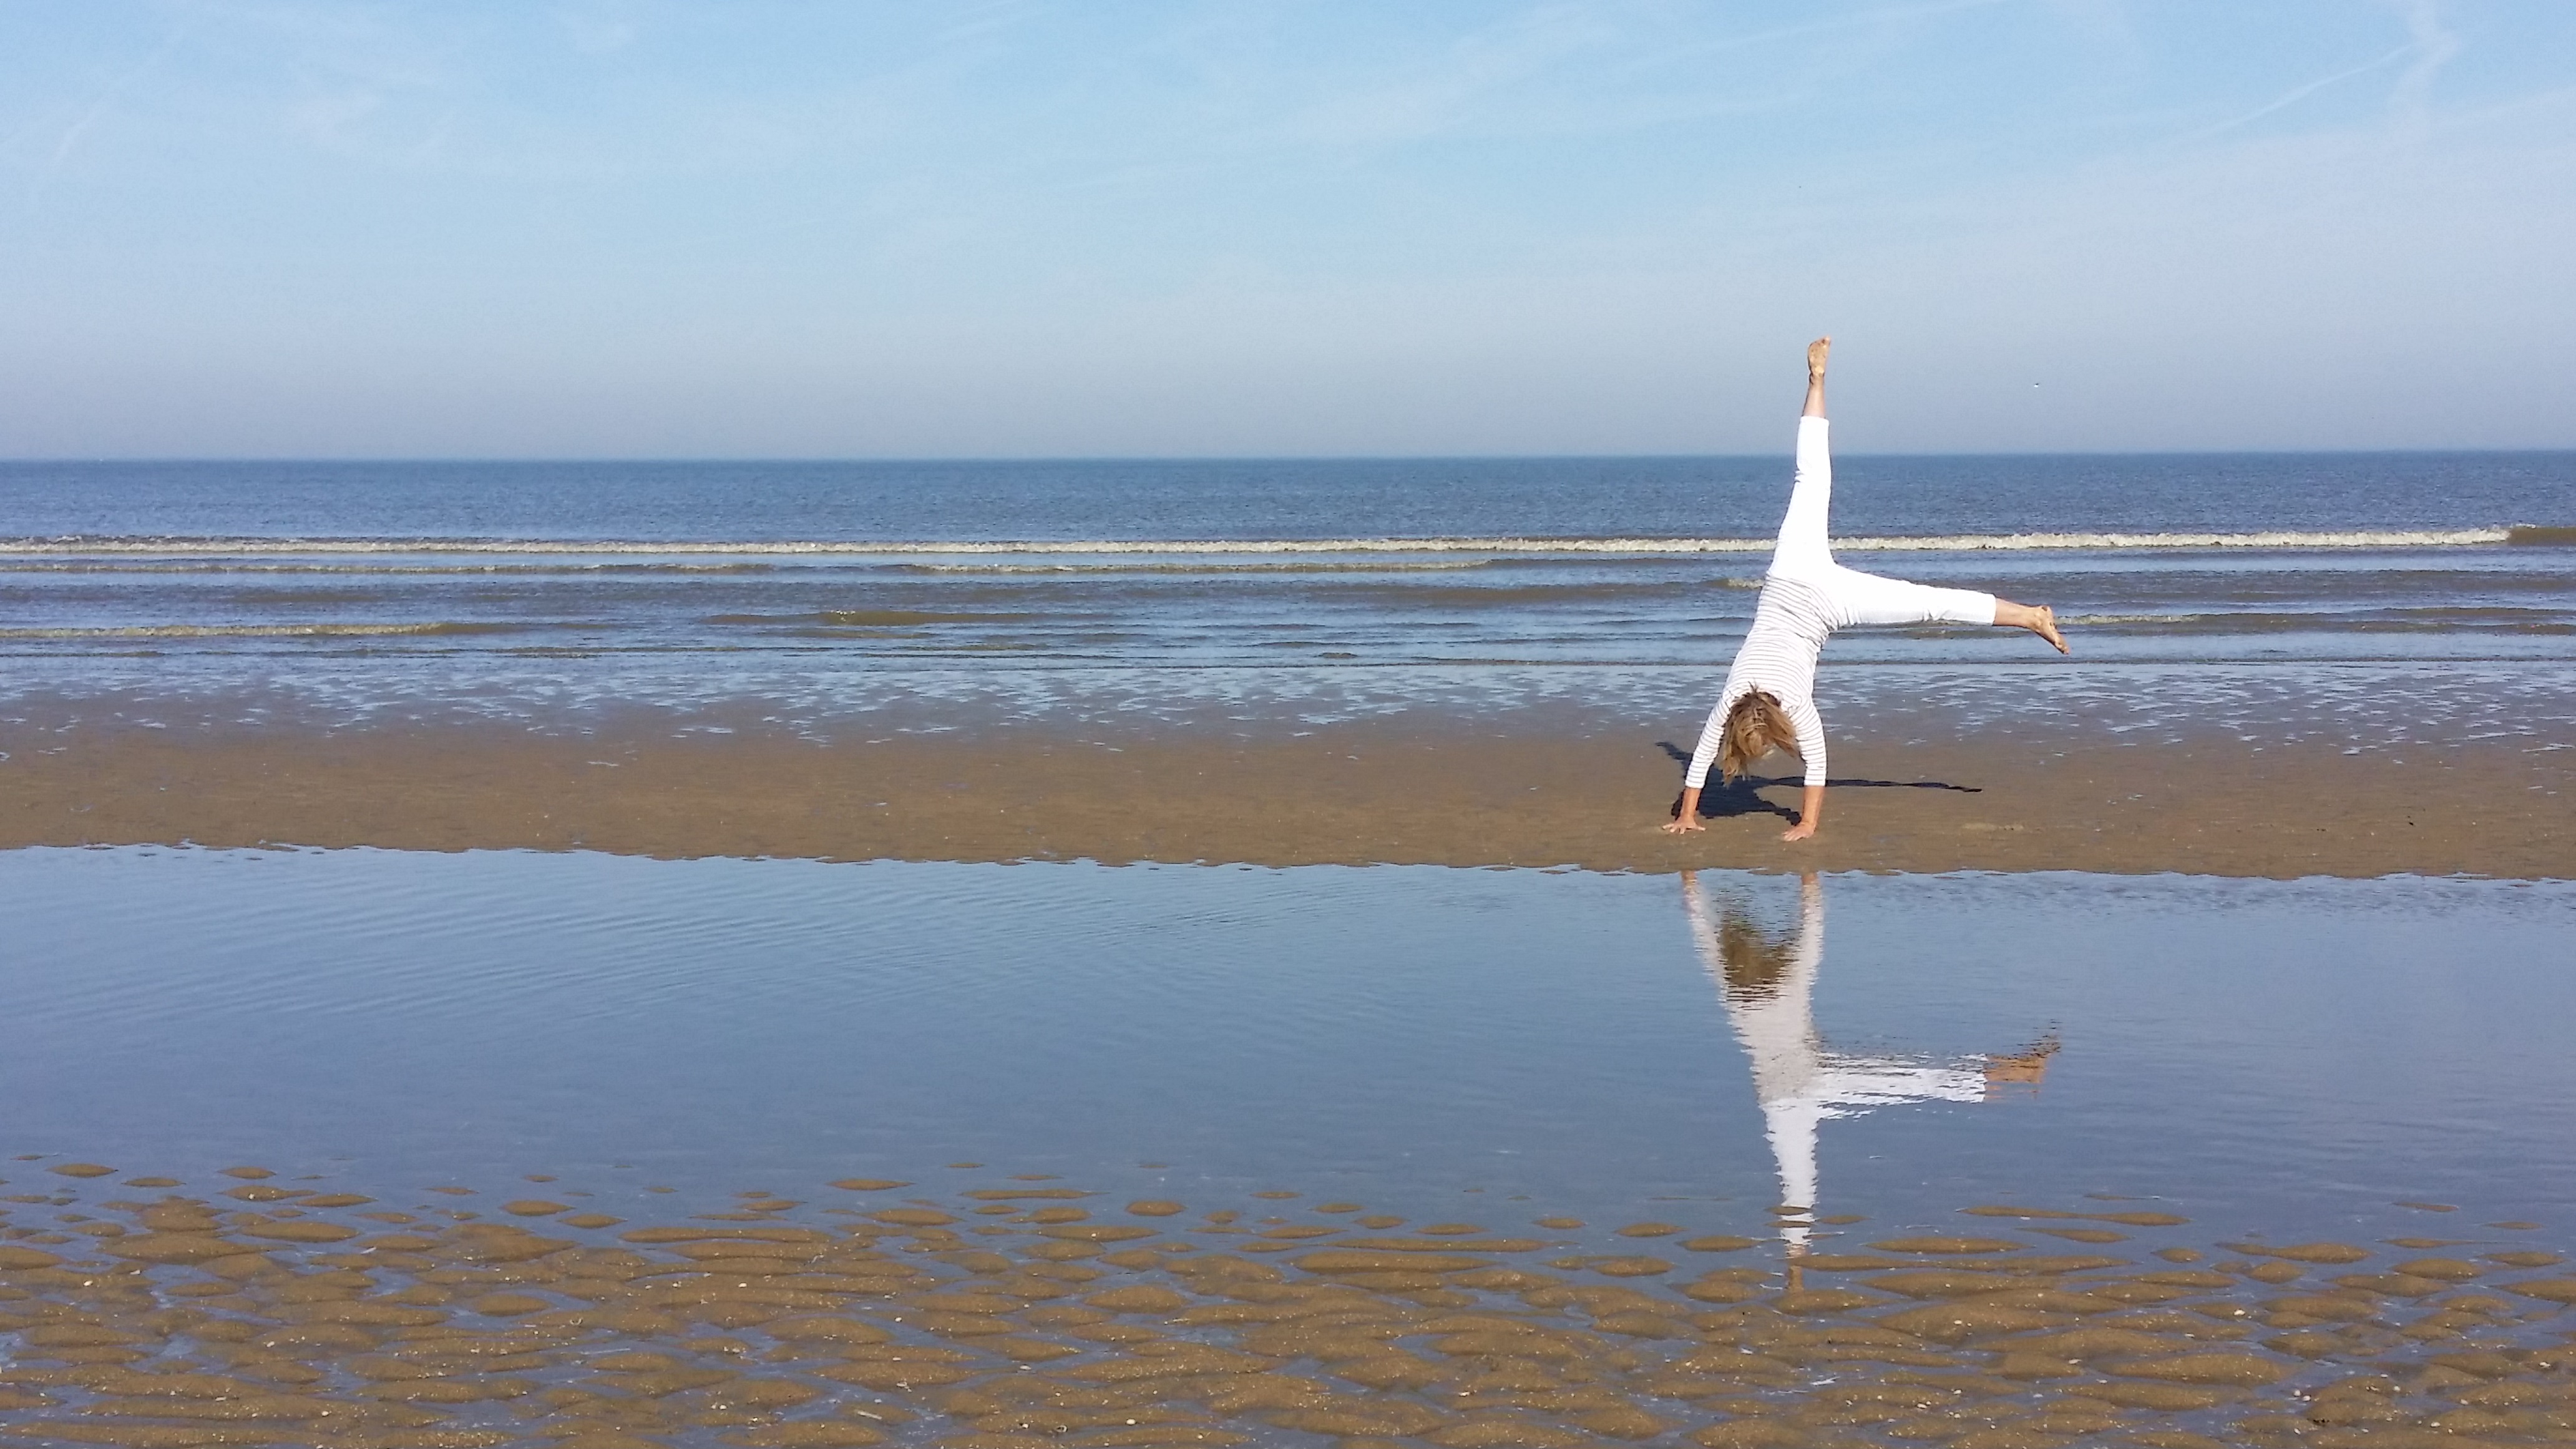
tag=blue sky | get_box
[1,1,2569,457]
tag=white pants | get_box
[1776,416,1993,628]
[1796,560,1995,628]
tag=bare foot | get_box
[2029,604,2068,654]
[1982,1033,2062,1090]
[1807,336,1831,377]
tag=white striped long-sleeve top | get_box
[1687,415,1840,789]
[1684,578,1837,789]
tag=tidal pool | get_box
[4,849,2570,1244]
[7,850,2576,1448]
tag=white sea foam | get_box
[897,559,1497,574]
[0,527,2520,559]
[0,622,505,639]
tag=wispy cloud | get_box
[1276,0,2018,149]
[1656,0,2012,57]
[2183,42,2414,143]
[929,0,1051,49]
[553,1,640,57]
[2384,0,2461,143]
[2183,0,2461,147]
[166,1,822,180]
[15,24,187,205]
[1286,5,1627,146]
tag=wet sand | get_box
[0,718,2565,878]
[3,1161,2572,1448]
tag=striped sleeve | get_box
[1782,692,1827,788]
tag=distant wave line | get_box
[0,622,522,640]
[896,560,1496,575]
[0,560,779,576]
[0,527,2534,559]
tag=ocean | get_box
[4,451,2572,744]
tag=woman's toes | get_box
[2036,608,2069,653]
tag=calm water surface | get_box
[5,848,2570,1251]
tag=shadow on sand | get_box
[1654,740,1982,822]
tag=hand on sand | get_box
[1780,819,1817,842]
[1661,816,1705,834]
[2031,604,2069,655]
[1807,336,1831,378]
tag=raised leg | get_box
[1770,338,1837,575]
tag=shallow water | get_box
[6,849,2572,1246]
[11,850,2576,1448]
[4,543,2570,676]
[4,454,2571,755]
[12,658,2575,762]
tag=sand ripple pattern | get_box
[2,1164,2574,1449]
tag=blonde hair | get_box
[1719,691,1798,781]
[1716,899,1795,995]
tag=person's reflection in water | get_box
[1682,871,2057,1256]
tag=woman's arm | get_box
[1781,783,1825,842]
[1664,786,1705,834]
[1667,680,1742,833]
[1780,696,1828,841]
[1667,777,1825,840]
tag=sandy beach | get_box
[4,713,2563,878]
[4,1162,2574,1449]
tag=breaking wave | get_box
[0,527,2533,559]
[0,622,525,640]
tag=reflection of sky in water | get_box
[3,851,2573,1249]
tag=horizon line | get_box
[6,444,2574,466]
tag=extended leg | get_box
[1993,598,2068,653]
[1827,564,2067,652]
